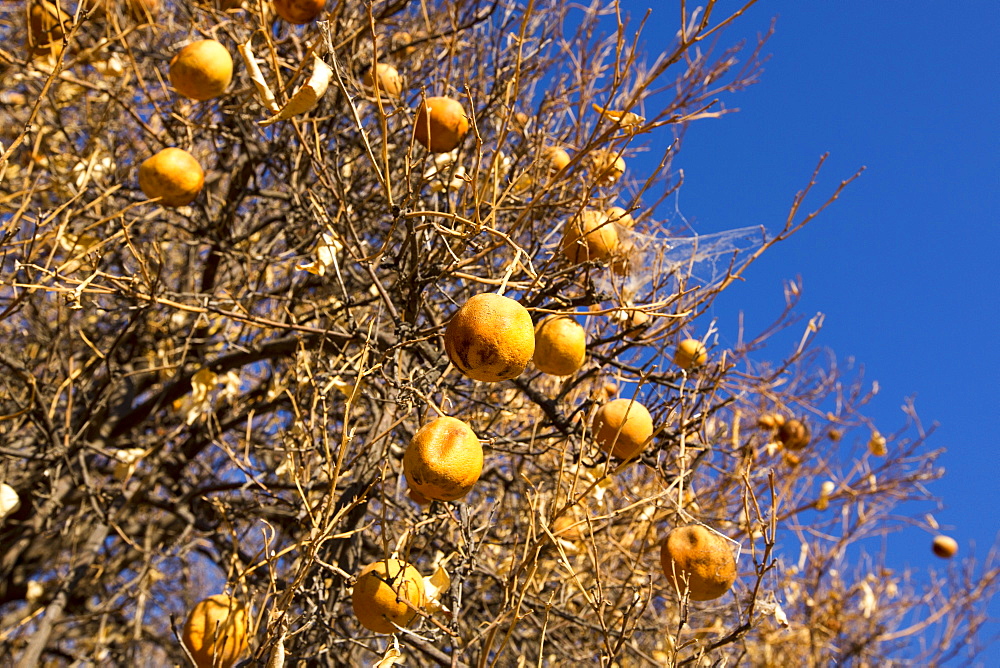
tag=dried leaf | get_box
[372,636,403,668]
[592,103,645,128]
[297,232,344,276]
[260,56,332,127]
[172,367,219,424]
[238,39,280,113]
[868,430,887,456]
[422,563,452,614]
[112,448,146,482]
[0,483,20,519]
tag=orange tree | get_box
[1,0,997,665]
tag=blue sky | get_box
[619,0,999,661]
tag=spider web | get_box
[597,223,767,304]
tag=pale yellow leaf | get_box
[238,38,280,113]
[592,103,644,128]
[260,56,332,127]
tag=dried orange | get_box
[138,148,205,208]
[533,315,586,377]
[444,293,534,382]
[660,525,737,601]
[414,96,469,153]
[181,594,249,668]
[592,398,653,460]
[352,559,425,634]
[169,40,233,102]
[403,416,483,502]
[777,418,810,450]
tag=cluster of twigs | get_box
[0,0,996,666]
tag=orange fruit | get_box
[273,0,326,24]
[561,209,621,268]
[444,293,535,382]
[605,206,635,229]
[932,535,958,559]
[777,418,810,450]
[363,63,403,98]
[169,40,233,102]
[414,96,469,153]
[181,594,249,668]
[390,31,418,58]
[533,315,586,377]
[673,338,707,370]
[126,0,159,21]
[138,148,205,208]
[660,525,737,601]
[352,559,425,634]
[592,398,653,460]
[589,149,625,185]
[403,416,483,501]
[541,145,571,174]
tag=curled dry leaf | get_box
[422,563,452,614]
[297,231,344,276]
[238,39,280,113]
[0,483,20,519]
[260,56,333,127]
[372,636,404,668]
[592,103,645,129]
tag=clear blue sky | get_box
[620,0,999,661]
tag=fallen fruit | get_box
[673,338,707,370]
[932,535,958,559]
[660,525,737,601]
[169,40,234,101]
[403,416,483,501]
[444,293,535,382]
[414,96,469,153]
[533,315,586,377]
[592,398,654,460]
[352,559,425,634]
[181,594,249,668]
[138,148,205,208]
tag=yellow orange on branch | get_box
[273,0,326,24]
[414,96,469,153]
[403,416,483,502]
[138,148,205,207]
[660,525,737,601]
[444,293,534,382]
[352,559,425,634]
[533,315,586,377]
[592,398,654,460]
[169,40,234,101]
[181,594,249,668]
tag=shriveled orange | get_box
[533,315,586,377]
[181,594,249,668]
[403,416,483,501]
[592,398,653,460]
[444,293,534,382]
[414,96,469,153]
[660,525,737,601]
[363,63,403,98]
[138,148,205,207]
[561,209,621,267]
[273,0,326,24]
[673,338,707,370]
[169,40,233,102]
[352,559,425,634]
[777,418,810,450]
